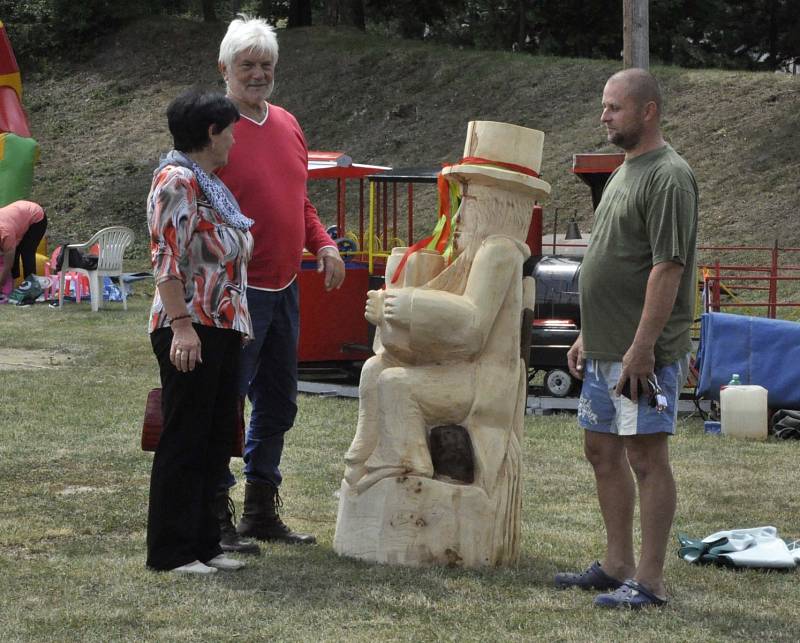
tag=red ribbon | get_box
[389,169,454,285]
[387,234,435,286]
[457,156,540,179]
[388,157,539,285]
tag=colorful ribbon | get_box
[457,156,540,179]
[389,156,539,285]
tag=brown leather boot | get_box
[237,481,316,544]
[213,491,261,555]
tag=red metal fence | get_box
[700,242,800,319]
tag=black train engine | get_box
[526,255,582,397]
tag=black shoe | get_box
[594,579,667,609]
[237,481,317,545]
[554,561,623,591]
[213,491,261,555]
[252,512,317,545]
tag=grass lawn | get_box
[1,295,799,641]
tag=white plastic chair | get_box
[58,226,135,312]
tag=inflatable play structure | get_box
[0,19,46,292]
[0,20,38,203]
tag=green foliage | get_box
[531,0,621,58]
[246,0,291,25]
[366,0,463,39]
[0,0,163,61]
[724,0,800,70]
[360,1,798,71]
[2,0,797,70]
[646,0,800,70]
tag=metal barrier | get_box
[699,242,800,319]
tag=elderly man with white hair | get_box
[213,15,345,552]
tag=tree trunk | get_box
[288,0,313,27]
[231,0,241,18]
[324,0,365,30]
[348,0,366,30]
[767,0,778,70]
[324,0,337,25]
[517,0,526,50]
[201,0,218,22]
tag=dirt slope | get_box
[20,17,800,258]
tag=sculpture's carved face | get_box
[453,194,476,253]
[454,183,533,256]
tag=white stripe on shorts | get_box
[616,394,640,436]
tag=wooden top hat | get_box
[441,121,551,199]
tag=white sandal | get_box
[171,560,218,575]
[205,554,246,571]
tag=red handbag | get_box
[141,388,245,457]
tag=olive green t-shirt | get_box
[579,144,698,366]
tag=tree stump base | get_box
[333,474,512,568]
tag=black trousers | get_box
[146,324,241,571]
[12,215,47,279]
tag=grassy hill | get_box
[21,16,800,260]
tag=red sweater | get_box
[217,105,334,290]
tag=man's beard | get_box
[608,126,641,151]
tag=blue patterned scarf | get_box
[154,150,254,230]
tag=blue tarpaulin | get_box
[695,312,800,408]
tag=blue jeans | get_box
[221,282,299,489]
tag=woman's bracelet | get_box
[169,313,192,325]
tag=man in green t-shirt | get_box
[554,69,698,609]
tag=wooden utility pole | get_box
[623,0,649,69]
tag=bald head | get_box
[601,68,666,155]
[607,68,663,118]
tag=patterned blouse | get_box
[147,165,253,339]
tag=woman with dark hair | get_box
[146,87,255,574]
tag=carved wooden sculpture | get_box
[334,121,551,567]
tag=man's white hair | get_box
[218,14,279,70]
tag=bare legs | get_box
[626,433,676,597]
[584,431,675,599]
[584,432,636,581]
